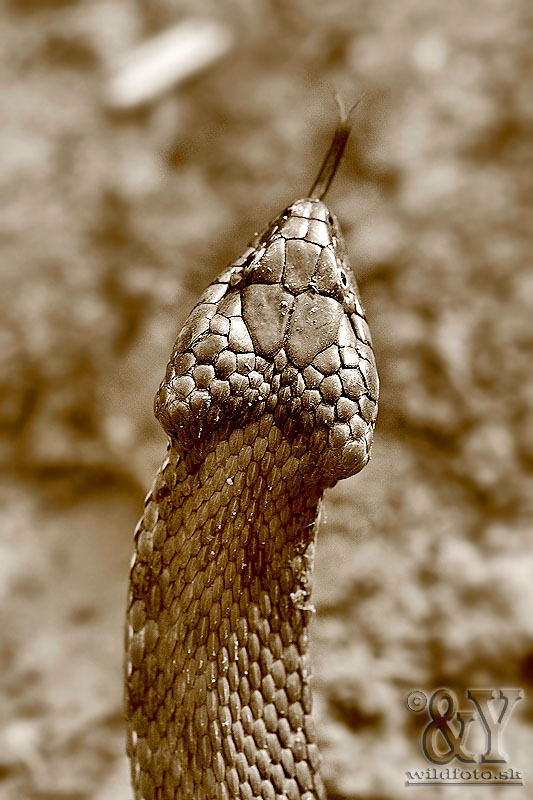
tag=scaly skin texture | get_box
[125,196,379,799]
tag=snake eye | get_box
[340,270,348,287]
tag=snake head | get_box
[155,196,378,488]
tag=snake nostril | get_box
[328,214,334,225]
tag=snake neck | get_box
[126,414,328,800]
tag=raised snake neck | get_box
[125,123,379,800]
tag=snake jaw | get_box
[154,197,378,486]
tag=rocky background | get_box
[1,1,532,798]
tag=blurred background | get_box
[1,1,532,798]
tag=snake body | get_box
[125,121,379,799]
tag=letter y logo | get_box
[466,689,524,763]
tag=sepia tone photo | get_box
[1,1,531,799]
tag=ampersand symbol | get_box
[422,689,476,764]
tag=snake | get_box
[125,108,379,800]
